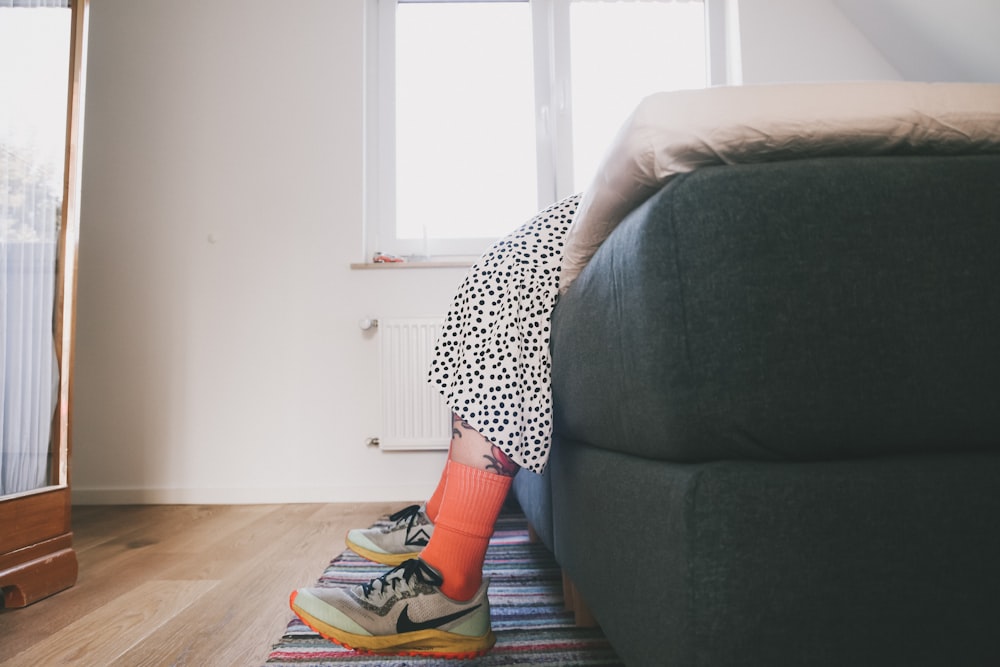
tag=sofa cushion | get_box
[552,154,1000,462]
[511,467,554,551]
[550,439,1000,667]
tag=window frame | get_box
[362,0,736,262]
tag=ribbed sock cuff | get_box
[421,461,512,600]
[425,464,448,523]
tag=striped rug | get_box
[266,511,624,666]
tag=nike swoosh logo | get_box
[396,602,481,633]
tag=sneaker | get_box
[346,504,434,566]
[289,558,495,658]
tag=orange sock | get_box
[425,465,447,523]
[420,460,513,601]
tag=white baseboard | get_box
[71,483,435,505]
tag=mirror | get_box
[0,1,74,497]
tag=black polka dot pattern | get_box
[429,194,581,474]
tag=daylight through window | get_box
[366,0,712,260]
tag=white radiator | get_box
[377,317,452,450]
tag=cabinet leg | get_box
[0,547,78,609]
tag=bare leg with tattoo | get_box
[419,413,519,599]
[448,413,520,477]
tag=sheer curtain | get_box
[0,0,70,495]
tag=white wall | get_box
[834,0,1000,83]
[737,0,901,83]
[74,0,461,504]
[70,0,918,504]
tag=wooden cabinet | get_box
[0,0,89,609]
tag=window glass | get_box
[395,2,538,245]
[569,0,706,189]
[370,0,711,259]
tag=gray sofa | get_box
[513,154,1000,666]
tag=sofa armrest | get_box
[552,154,1000,463]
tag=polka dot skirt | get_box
[429,194,581,474]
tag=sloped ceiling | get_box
[834,0,1000,82]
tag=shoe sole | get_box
[289,590,496,658]
[345,539,421,567]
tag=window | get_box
[365,0,729,260]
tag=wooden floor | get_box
[0,502,399,666]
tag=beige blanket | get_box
[561,82,1000,292]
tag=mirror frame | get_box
[0,0,89,609]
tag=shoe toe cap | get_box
[293,587,374,637]
[346,529,387,554]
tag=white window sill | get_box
[350,259,474,270]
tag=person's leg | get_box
[420,413,518,600]
[346,413,516,567]
[290,414,516,656]
[344,463,447,565]
[425,464,447,521]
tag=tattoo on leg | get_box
[483,444,519,477]
[451,412,518,476]
[451,413,472,440]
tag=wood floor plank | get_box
[2,579,218,666]
[109,503,396,665]
[0,502,397,666]
[0,545,183,654]
[0,505,272,653]
[69,505,150,552]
